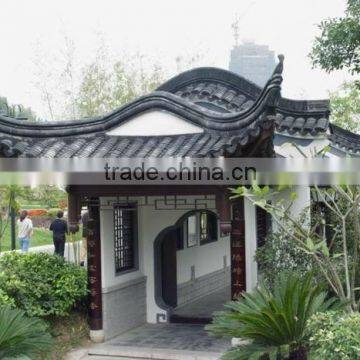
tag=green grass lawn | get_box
[0,223,83,252]
[0,225,53,251]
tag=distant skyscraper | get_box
[229,41,276,87]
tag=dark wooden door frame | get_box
[231,198,246,299]
[161,229,178,308]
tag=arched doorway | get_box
[154,210,231,324]
[161,228,178,308]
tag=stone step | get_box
[88,357,148,360]
[88,345,222,360]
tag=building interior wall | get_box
[98,194,259,338]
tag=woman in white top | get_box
[17,210,33,252]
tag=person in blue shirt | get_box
[49,210,68,257]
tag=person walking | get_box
[17,210,33,252]
[49,210,68,257]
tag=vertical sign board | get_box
[87,198,103,331]
[231,198,246,300]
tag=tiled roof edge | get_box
[0,76,282,138]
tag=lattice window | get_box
[113,204,137,273]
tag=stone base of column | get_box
[90,329,105,343]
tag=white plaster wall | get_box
[290,186,311,220]
[244,198,258,291]
[106,110,204,136]
[98,188,311,330]
[271,186,311,233]
[99,195,221,324]
[176,236,230,285]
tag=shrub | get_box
[58,199,68,209]
[26,209,48,216]
[0,305,53,359]
[47,208,62,218]
[206,272,340,360]
[30,215,53,228]
[0,252,88,317]
[255,230,314,287]
[306,311,360,359]
[0,289,15,308]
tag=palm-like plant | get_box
[0,306,53,359]
[206,272,340,360]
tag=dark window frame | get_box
[199,211,218,246]
[186,214,198,248]
[113,203,138,275]
[176,210,219,250]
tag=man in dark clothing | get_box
[49,210,68,257]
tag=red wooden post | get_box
[87,197,104,342]
[67,191,80,233]
[231,198,246,300]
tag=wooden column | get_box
[87,197,103,334]
[216,189,232,236]
[231,198,246,300]
[67,191,81,233]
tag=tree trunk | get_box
[288,346,307,360]
[10,206,16,251]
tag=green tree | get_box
[310,0,360,83]
[0,186,32,251]
[329,81,360,133]
[76,61,114,118]
[76,57,165,118]
[29,185,67,209]
[0,96,36,120]
[232,184,360,312]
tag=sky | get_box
[0,0,353,119]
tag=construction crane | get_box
[231,1,256,46]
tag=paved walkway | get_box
[107,323,230,352]
[173,287,231,319]
[79,323,231,360]
[6,241,82,263]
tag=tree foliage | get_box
[0,252,88,317]
[27,185,67,209]
[310,0,360,81]
[306,311,360,359]
[255,229,313,288]
[0,96,36,121]
[232,184,360,312]
[329,81,360,133]
[32,34,205,120]
[76,56,166,118]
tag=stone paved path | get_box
[173,287,231,319]
[5,241,82,263]
[72,323,231,360]
[106,323,230,352]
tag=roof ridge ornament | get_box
[273,54,284,76]
[258,54,284,109]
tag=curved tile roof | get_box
[1,55,352,158]
[0,59,284,158]
[329,124,360,155]
[0,119,276,158]
[158,60,330,137]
